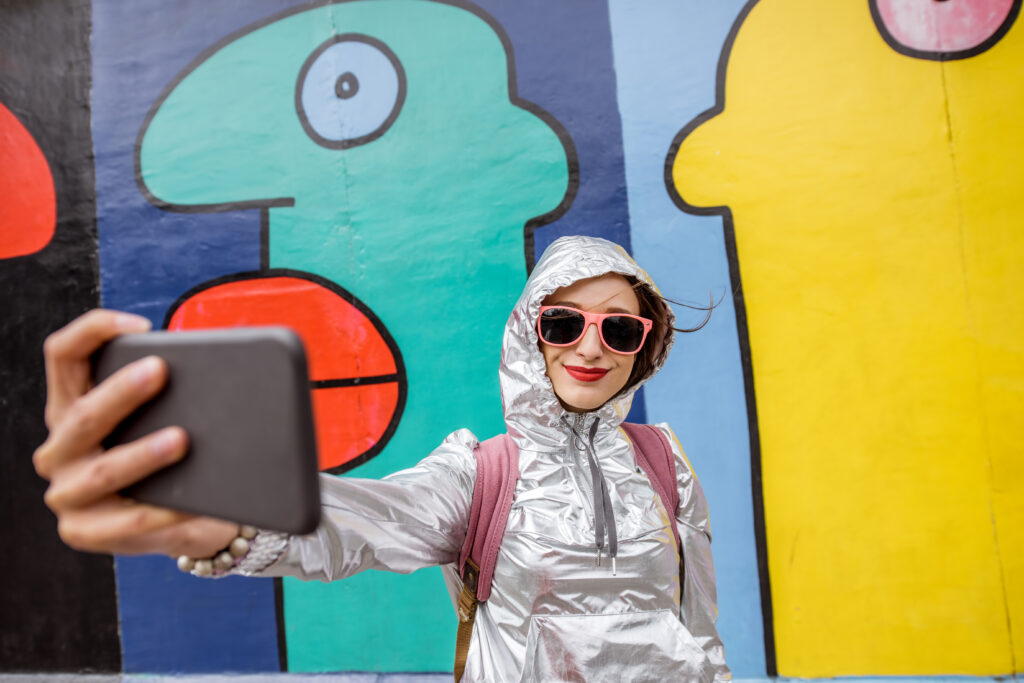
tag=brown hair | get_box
[621,276,713,394]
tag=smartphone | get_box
[92,326,321,535]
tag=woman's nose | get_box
[574,323,604,359]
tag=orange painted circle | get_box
[166,271,405,472]
[0,102,56,259]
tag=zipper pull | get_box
[612,556,617,576]
[595,546,602,567]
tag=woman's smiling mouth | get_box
[564,365,610,382]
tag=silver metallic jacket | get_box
[240,236,731,682]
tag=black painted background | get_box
[0,0,121,672]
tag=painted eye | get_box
[296,34,406,149]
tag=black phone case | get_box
[92,327,321,535]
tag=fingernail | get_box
[150,428,182,458]
[116,313,152,332]
[132,356,162,387]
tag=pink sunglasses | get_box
[537,305,653,355]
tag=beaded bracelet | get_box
[176,525,258,576]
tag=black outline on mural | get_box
[273,578,288,671]
[295,33,407,150]
[869,0,1021,61]
[132,0,577,274]
[260,208,271,270]
[663,0,776,675]
[312,374,400,388]
[161,267,408,477]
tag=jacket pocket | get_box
[517,609,715,683]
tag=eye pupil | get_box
[335,72,359,100]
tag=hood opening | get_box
[499,236,678,445]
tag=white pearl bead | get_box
[177,555,195,573]
[213,551,234,570]
[193,559,213,576]
[229,537,250,557]
[240,525,257,540]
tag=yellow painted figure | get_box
[671,0,1023,676]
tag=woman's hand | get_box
[33,309,238,558]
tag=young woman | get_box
[35,235,729,681]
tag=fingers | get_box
[125,516,240,558]
[36,309,231,560]
[56,498,193,555]
[43,427,187,511]
[43,309,151,428]
[39,424,236,559]
[34,355,167,480]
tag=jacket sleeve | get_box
[655,423,732,682]
[234,429,479,582]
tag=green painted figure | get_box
[137,0,570,671]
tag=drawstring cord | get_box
[563,416,618,575]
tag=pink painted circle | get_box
[874,0,1017,55]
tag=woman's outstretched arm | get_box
[235,430,478,582]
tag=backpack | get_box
[452,423,682,682]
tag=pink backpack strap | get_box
[622,423,682,554]
[454,434,519,681]
[459,433,519,601]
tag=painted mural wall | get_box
[1,0,1021,678]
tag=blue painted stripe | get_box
[607,0,767,676]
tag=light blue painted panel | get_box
[607,0,766,676]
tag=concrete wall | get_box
[1,0,1021,677]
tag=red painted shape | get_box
[316,383,401,459]
[875,0,1016,54]
[0,102,56,259]
[167,274,402,472]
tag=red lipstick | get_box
[565,365,609,382]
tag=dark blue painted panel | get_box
[115,556,281,672]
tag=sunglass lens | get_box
[602,316,644,353]
[539,308,585,345]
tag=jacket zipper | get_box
[568,413,607,566]
[568,414,595,517]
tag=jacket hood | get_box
[499,235,675,449]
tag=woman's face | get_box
[540,273,640,413]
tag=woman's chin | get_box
[556,390,606,414]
